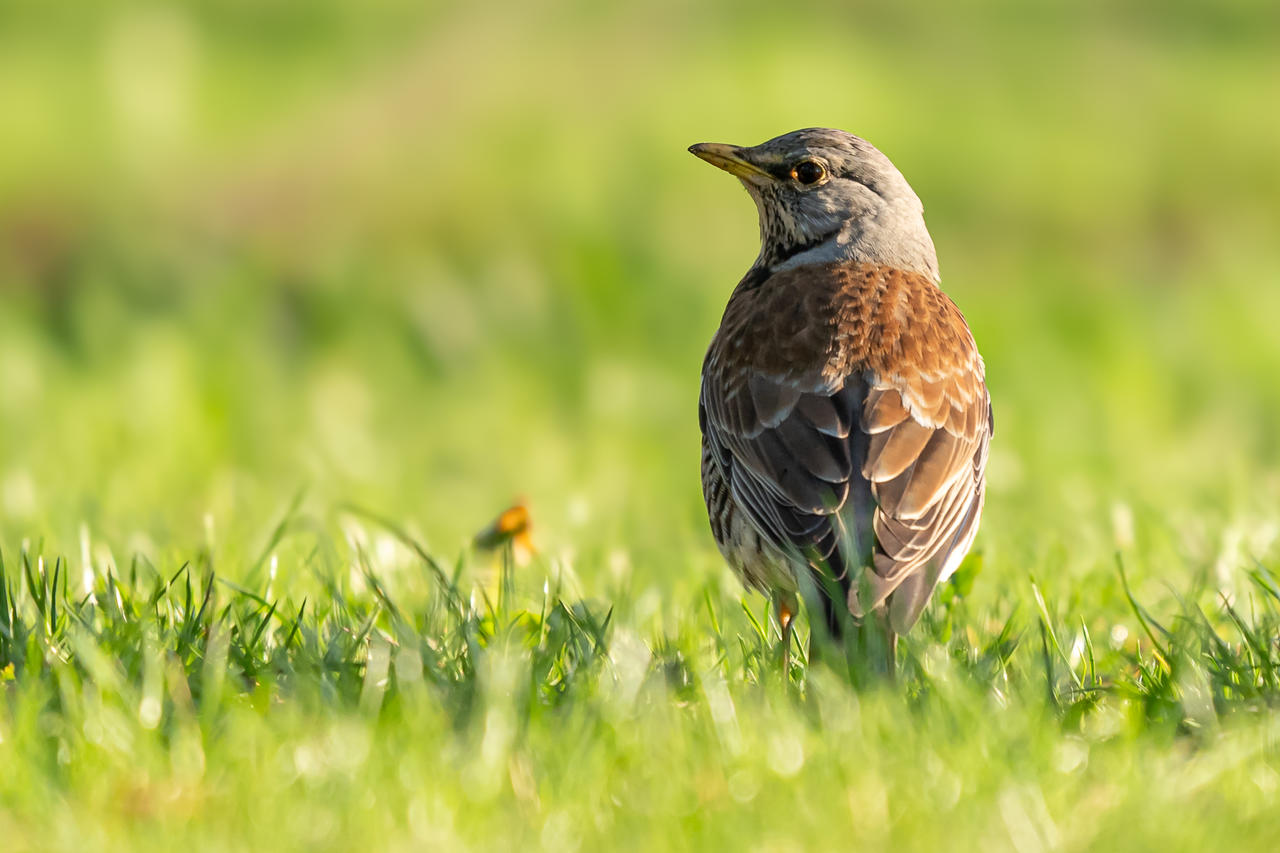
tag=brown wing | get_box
[858,367,991,633]
[701,261,991,632]
[700,368,868,577]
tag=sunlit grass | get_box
[3,509,1280,850]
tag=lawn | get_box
[2,1,1280,850]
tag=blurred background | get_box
[2,0,1278,604]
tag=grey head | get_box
[689,128,939,281]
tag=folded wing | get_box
[700,261,991,633]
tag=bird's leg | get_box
[776,593,797,678]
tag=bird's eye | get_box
[791,160,825,185]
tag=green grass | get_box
[3,0,1280,849]
[3,521,1280,851]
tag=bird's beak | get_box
[688,143,772,183]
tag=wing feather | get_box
[864,418,934,482]
[796,393,852,438]
[863,387,909,434]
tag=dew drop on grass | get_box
[139,696,163,729]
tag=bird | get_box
[691,128,991,675]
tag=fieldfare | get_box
[691,128,991,673]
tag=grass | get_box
[3,515,1280,850]
[3,0,1280,849]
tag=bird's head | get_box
[689,128,939,280]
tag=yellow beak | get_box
[688,143,772,181]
